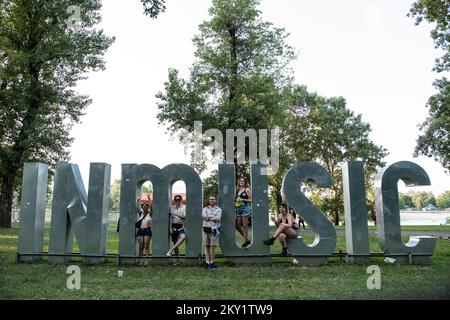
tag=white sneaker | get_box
[166,249,172,257]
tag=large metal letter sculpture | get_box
[119,164,165,265]
[342,161,370,263]
[218,163,270,264]
[48,163,111,264]
[18,163,49,262]
[283,162,337,265]
[375,161,436,264]
[119,164,202,265]
[163,164,203,265]
[85,164,111,264]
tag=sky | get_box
[70,0,449,195]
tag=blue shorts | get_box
[236,204,251,217]
[171,228,186,243]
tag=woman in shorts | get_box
[235,177,252,248]
[263,204,298,256]
[136,198,152,259]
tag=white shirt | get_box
[202,206,222,228]
[138,212,152,224]
[170,205,186,225]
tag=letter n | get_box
[18,163,49,262]
[48,163,111,264]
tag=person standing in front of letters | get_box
[263,204,298,256]
[136,197,152,263]
[202,195,222,269]
[166,194,187,264]
[235,177,252,248]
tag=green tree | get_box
[424,192,437,207]
[267,130,293,212]
[409,0,450,171]
[436,190,450,209]
[408,191,437,209]
[399,193,414,209]
[141,0,167,19]
[0,0,114,228]
[414,78,449,171]
[156,0,296,175]
[202,170,218,205]
[109,179,121,212]
[283,85,388,225]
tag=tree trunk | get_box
[228,27,238,106]
[0,29,42,228]
[333,194,340,226]
[0,174,15,228]
[275,188,283,211]
[334,208,339,226]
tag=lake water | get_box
[398,210,450,226]
[15,210,450,226]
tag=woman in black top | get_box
[289,207,305,230]
[235,177,252,248]
[263,204,298,255]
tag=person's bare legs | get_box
[284,228,298,239]
[278,228,297,255]
[209,246,216,265]
[144,236,151,264]
[173,247,180,263]
[171,234,186,255]
[138,236,144,256]
[278,232,287,248]
[242,216,249,244]
[204,245,210,264]
[236,216,244,237]
[273,224,287,239]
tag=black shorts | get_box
[137,227,152,237]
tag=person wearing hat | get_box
[166,194,187,263]
[136,200,153,262]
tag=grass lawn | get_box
[0,224,449,300]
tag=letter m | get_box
[226,129,258,165]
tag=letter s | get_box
[282,162,336,265]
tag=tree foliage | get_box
[141,0,166,19]
[202,170,218,205]
[409,0,450,171]
[156,0,296,174]
[414,77,450,171]
[109,179,121,212]
[399,193,415,209]
[436,190,450,209]
[0,0,114,227]
[283,85,388,225]
[403,191,437,209]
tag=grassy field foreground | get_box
[0,224,449,299]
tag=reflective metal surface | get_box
[218,163,270,264]
[343,161,369,263]
[48,163,111,264]
[119,163,202,265]
[283,162,337,266]
[18,163,49,263]
[375,161,436,264]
